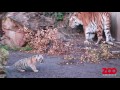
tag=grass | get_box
[0,44,20,51]
[20,44,33,51]
[0,44,33,51]
[0,45,11,50]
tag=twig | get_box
[104,41,120,48]
[115,42,120,44]
[111,51,120,54]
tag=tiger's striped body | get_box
[5,54,44,72]
[69,12,114,44]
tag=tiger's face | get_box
[69,13,83,28]
[35,55,44,63]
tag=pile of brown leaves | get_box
[24,28,71,55]
[80,43,113,63]
[63,42,115,64]
[23,26,119,63]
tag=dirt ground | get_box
[5,51,120,78]
[5,32,120,78]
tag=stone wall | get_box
[111,12,120,41]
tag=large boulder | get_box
[3,12,54,31]
[1,12,55,48]
[1,17,26,48]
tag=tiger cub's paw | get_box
[18,69,25,72]
[33,70,39,72]
[84,40,92,45]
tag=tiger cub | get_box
[5,54,44,72]
[69,12,114,45]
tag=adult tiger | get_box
[69,12,114,44]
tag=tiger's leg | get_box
[16,67,25,72]
[104,29,114,42]
[15,65,26,72]
[96,29,103,45]
[30,65,39,72]
[84,27,93,45]
[84,33,95,45]
[103,14,115,42]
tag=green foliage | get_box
[0,44,19,51]
[0,44,32,51]
[0,47,9,66]
[42,12,55,17]
[0,47,9,78]
[42,12,65,21]
[0,45,11,50]
[12,47,20,51]
[0,48,9,58]
[20,44,33,51]
[54,12,65,21]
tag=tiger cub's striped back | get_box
[13,54,44,72]
[69,12,114,44]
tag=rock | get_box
[1,12,55,48]
[3,12,54,31]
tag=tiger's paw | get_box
[95,43,99,46]
[112,38,115,41]
[18,69,25,72]
[84,40,92,45]
[33,70,39,72]
[95,42,99,45]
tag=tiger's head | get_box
[35,54,44,63]
[69,12,83,28]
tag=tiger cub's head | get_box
[35,54,44,63]
[69,12,83,28]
